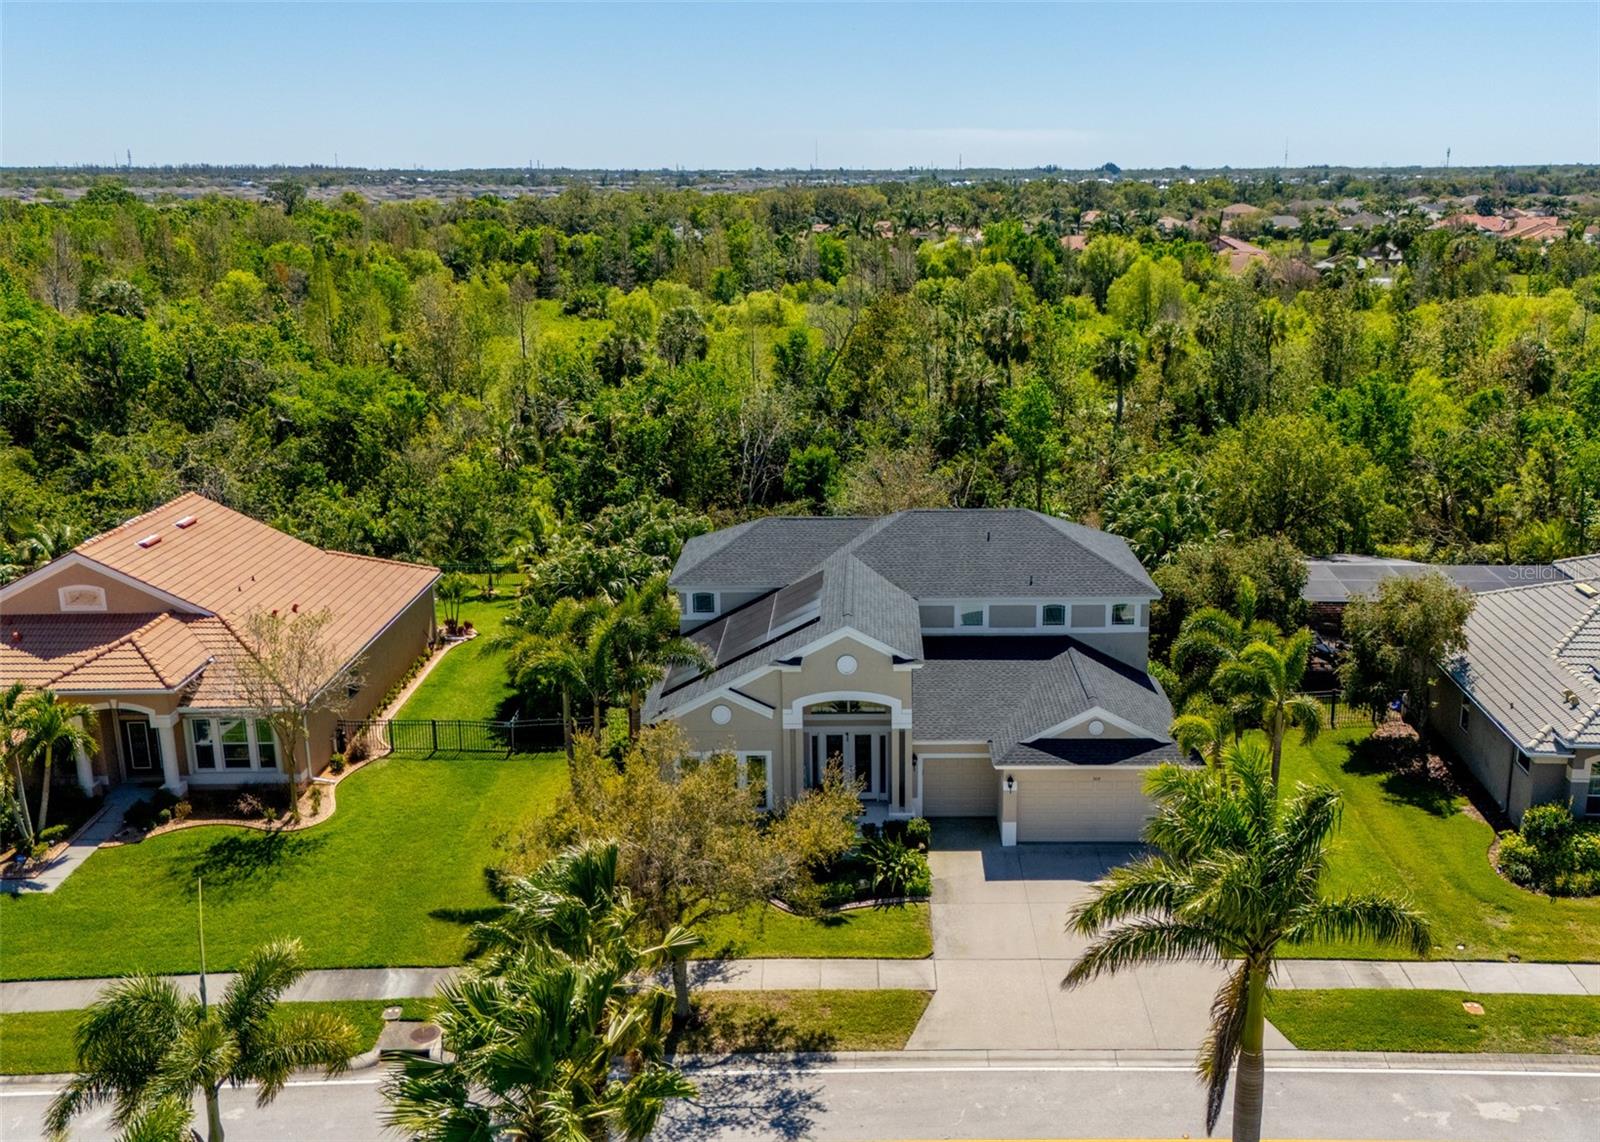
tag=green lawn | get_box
[0,754,567,980]
[1280,727,1600,963]
[1270,989,1600,1054]
[698,903,932,960]
[670,989,930,1054]
[400,595,522,722]
[0,999,433,1075]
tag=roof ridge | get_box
[74,491,209,550]
[47,611,171,687]
[324,549,440,573]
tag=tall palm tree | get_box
[386,845,696,1142]
[1064,741,1430,1142]
[1214,628,1324,785]
[1095,329,1141,426]
[15,689,96,838]
[1168,576,1278,712]
[0,681,35,844]
[596,574,712,738]
[503,596,611,759]
[47,938,360,1142]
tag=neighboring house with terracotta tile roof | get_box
[1,493,438,796]
[1210,234,1270,274]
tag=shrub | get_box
[155,808,172,826]
[1497,804,1599,896]
[234,793,264,819]
[860,836,930,899]
[329,753,346,775]
[310,786,324,817]
[172,800,192,823]
[123,799,157,831]
[35,824,68,848]
[903,817,933,852]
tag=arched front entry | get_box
[782,691,918,817]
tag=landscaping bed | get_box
[1277,726,1600,962]
[0,999,433,1075]
[1269,989,1600,1055]
[668,989,931,1054]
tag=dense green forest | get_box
[2,174,1598,588]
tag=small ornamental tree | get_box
[1339,572,1473,732]
[530,725,860,1019]
[232,608,362,788]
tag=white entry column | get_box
[74,727,97,795]
[152,715,185,795]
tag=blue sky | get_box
[3,2,1597,169]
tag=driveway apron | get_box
[908,819,1294,1052]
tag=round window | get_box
[710,704,732,725]
[836,654,858,676]
[1088,719,1105,737]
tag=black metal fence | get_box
[1307,691,1378,730]
[337,717,589,758]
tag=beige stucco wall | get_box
[660,634,914,809]
[4,562,194,615]
[1430,675,1583,825]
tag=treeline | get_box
[0,176,1597,582]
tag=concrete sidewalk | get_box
[1275,958,1600,995]
[0,959,937,1014]
[1,785,146,896]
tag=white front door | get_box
[809,730,888,800]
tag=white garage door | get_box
[922,756,999,817]
[1015,769,1152,842]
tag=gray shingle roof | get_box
[912,636,1173,765]
[1445,575,1600,753]
[645,551,922,718]
[672,509,1157,599]
[1002,739,1182,768]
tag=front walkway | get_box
[0,785,147,896]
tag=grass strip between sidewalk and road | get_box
[669,989,932,1054]
[1268,989,1600,1054]
[0,999,434,1076]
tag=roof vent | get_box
[1577,582,1598,599]
[136,534,162,549]
[1563,688,1580,707]
[174,515,197,529]
[10,629,20,643]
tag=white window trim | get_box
[688,591,719,616]
[187,716,281,776]
[58,584,108,612]
[1458,704,1471,733]
[739,751,773,810]
[917,597,1149,635]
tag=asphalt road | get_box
[5,1057,1598,1141]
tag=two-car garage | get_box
[918,750,1154,843]
[1013,767,1154,842]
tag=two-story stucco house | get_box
[1429,555,1600,825]
[644,509,1178,845]
[1,493,438,796]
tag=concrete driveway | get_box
[907,819,1293,1052]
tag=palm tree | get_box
[19,521,81,570]
[1095,329,1141,426]
[1167,576,1278,712]
[596,574,712,738]
[0,681,35,844]
[47,938,360,1142]
[1214,628,1324,785]
[386,844,697,1142]
[1064,741,1430,1142]
[503,595,612,760]
[15,689,96,839]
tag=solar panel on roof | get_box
[770,570,824,627]
[716,596,780,663]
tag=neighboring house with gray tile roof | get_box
[647,509,1174,844]
[1429,567,1600,825]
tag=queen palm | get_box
[503,596,611,760]
[1214,628,1323,785]
[15,689,96,838]
[0,681,35,844]
[1167,576,1278,712]
[1064,741,1430,1142]
[47,938,360,1142]
[596,574,712,738]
